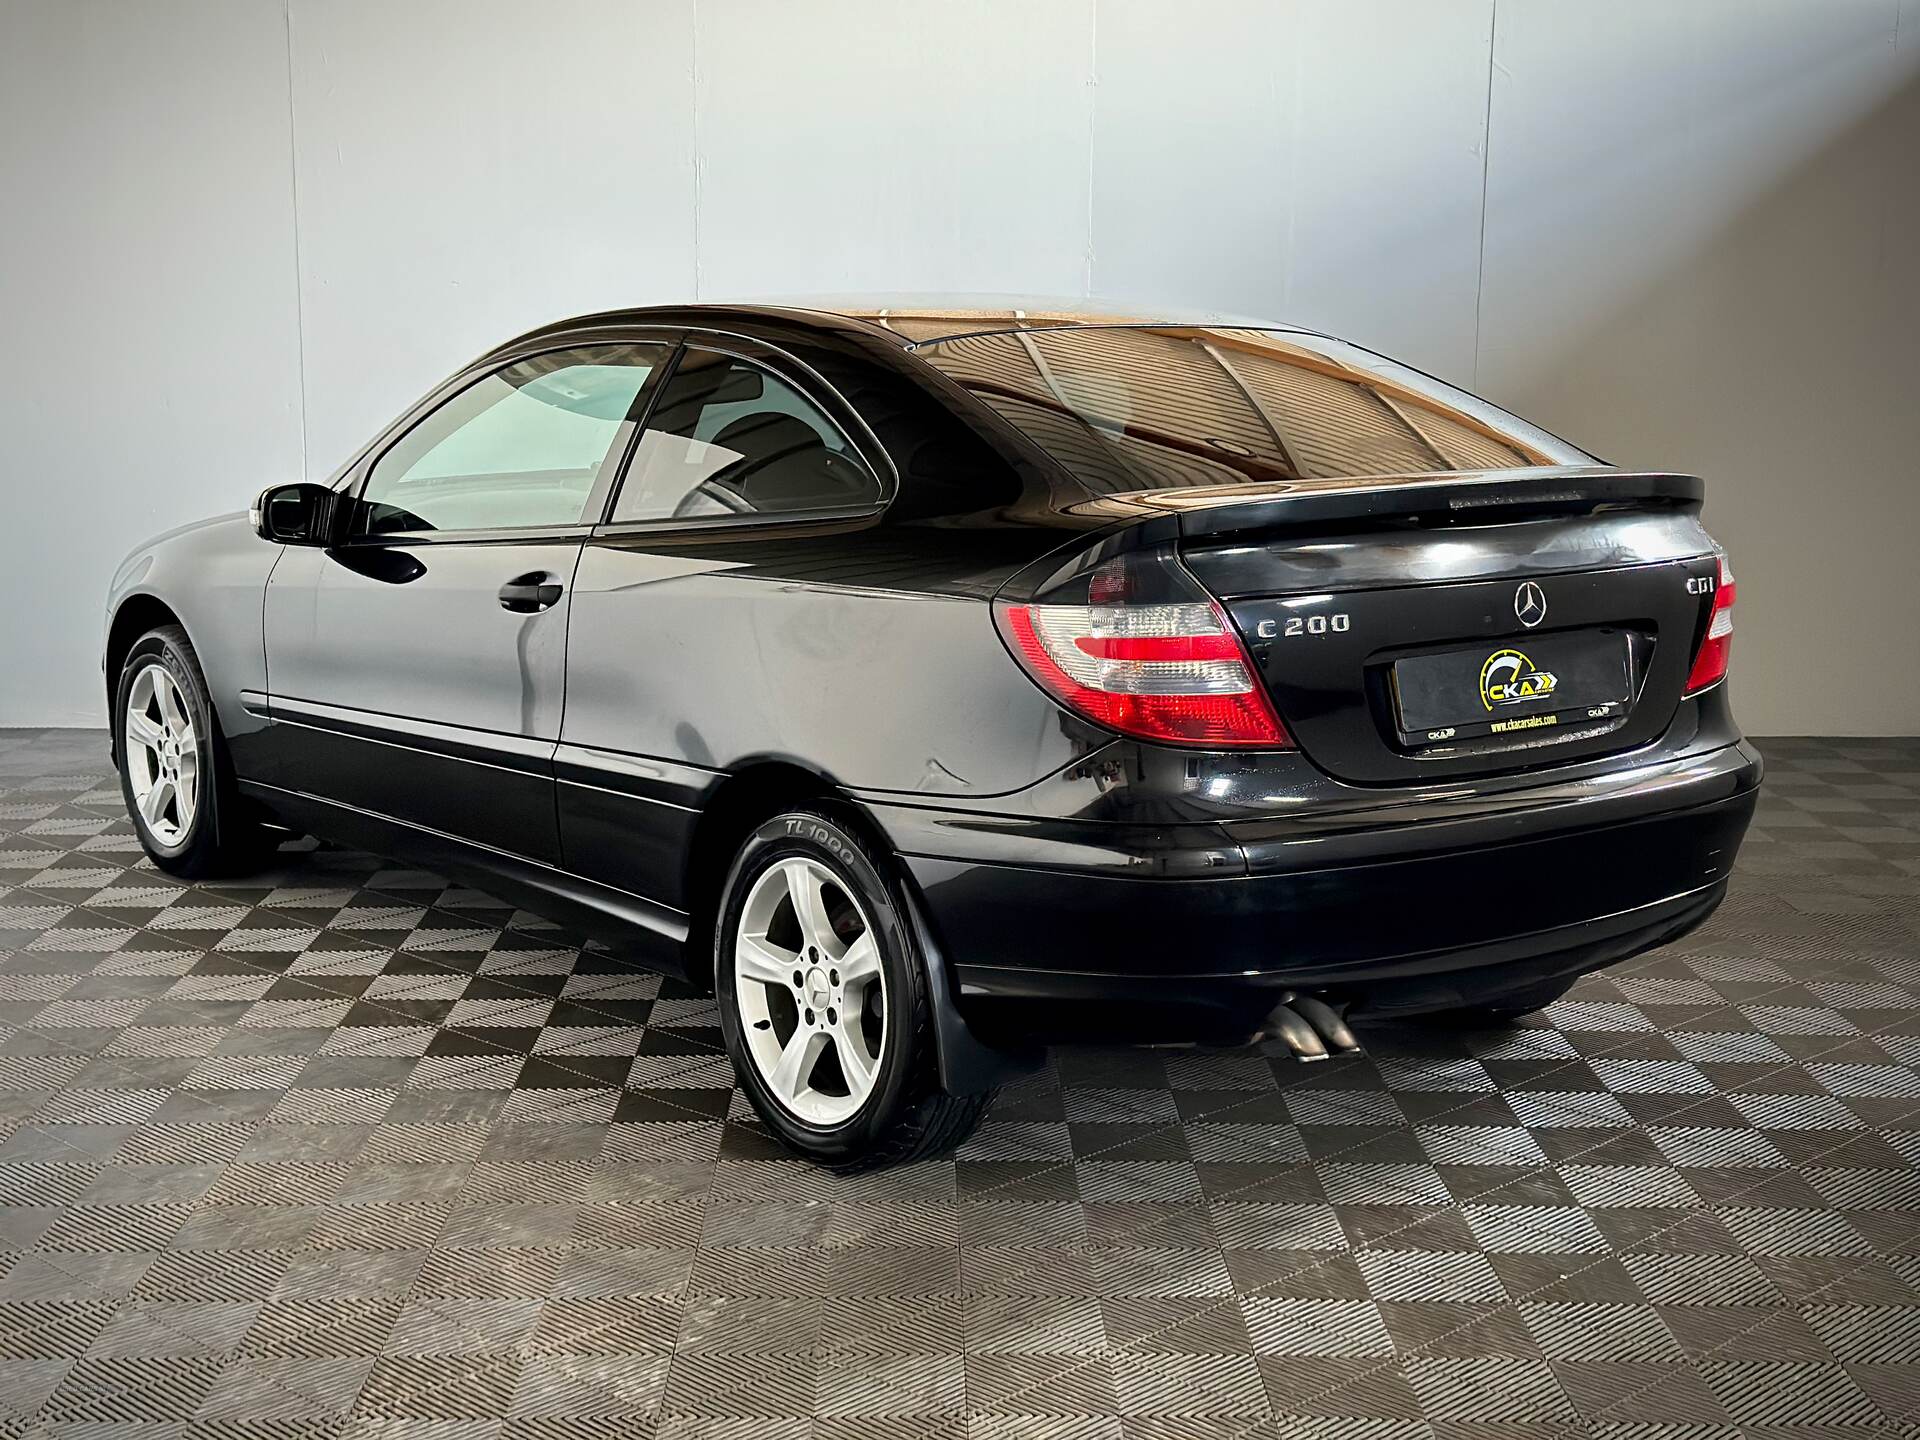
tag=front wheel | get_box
[114,624,283,879]
[714,807,988,1169]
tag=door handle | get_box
[498,571,564,613]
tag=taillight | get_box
[1683,552,1736,695]
[995,552,1292,748]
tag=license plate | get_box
[1391,629,1633,745]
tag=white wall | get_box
[1,1,304,726]
[1479,0,1920,739]
[4,0,1916,733]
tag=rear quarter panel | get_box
[561,526,1080,797]
[553,519,1102,914]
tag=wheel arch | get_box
[682,761,864,976]
[683,760,1035,1095]
[104,593,187,757]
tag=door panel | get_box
[256,339,673,866]
[555,340,897,908]
[262,539,582,862]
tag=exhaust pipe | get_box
[1290,995,1362,1054]
[1258,991,1363,1061]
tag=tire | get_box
[713,806,989,1169]
[114,624,283,879]
[1418,977,1576,1026]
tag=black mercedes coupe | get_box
[103,301,1761,1166]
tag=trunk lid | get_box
[1166,468,1721,784]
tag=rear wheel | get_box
[714,807,988,1169]
[115,625,283,879]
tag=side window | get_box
[609,349,881,524]
[360,343,665,535]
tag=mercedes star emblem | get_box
[1515,581,1547,629]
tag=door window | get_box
[360,344,665,535]
[609,348,880,523]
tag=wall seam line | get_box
[1084,0,1097,297]
[1471,0,1497,388]
[281,0,310,480]
[690,0,703,300]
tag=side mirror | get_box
[251,482,339,545]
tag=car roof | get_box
[751,293,1291,345]
[511,295,1291,350]
[498,296,1594,477]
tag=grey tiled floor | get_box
[0,727,1917,1438]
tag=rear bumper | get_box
[884,740,1761,1036]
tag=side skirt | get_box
[238,779,691,978]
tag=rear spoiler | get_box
[1154,468,1705,542]
[1001,468,1709,604]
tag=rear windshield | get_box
[909,324,1593,492]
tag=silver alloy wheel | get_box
[123,661,199,849]
[733,857,886,1126]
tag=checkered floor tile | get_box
[0,728,1916,1437]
